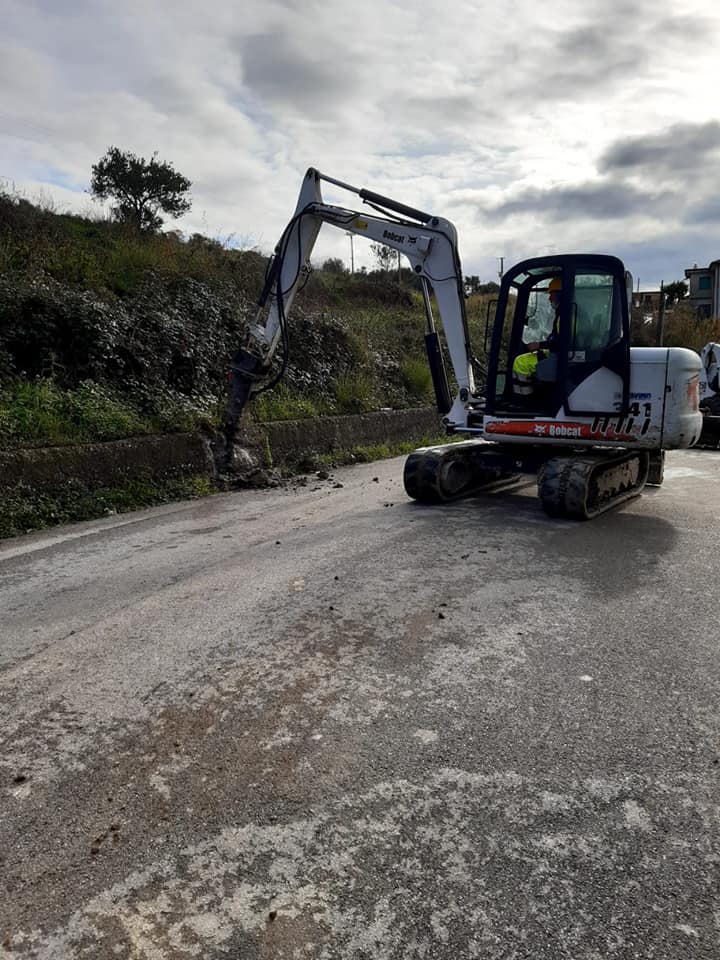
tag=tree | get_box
[370,242,396,273]
[322,257,347,274]
[465,276,499,296]
[664,280,688,304]
[90,146,191,232]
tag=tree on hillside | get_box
[465,276,500,296]
[322,257,347,274]
[370,242,397,274]
[90,146,191,232]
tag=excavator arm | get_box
[225,167,476,430]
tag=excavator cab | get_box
[486,254,632,419]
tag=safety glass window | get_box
[571,273,622,362]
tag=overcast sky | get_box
[2,0,719,287]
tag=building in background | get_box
[685,262,720,318]
[634,290,663,314]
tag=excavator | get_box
[225,167,702,519]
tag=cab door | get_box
[486,255,631,419]
[561,265,631,416]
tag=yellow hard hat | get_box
[548,277,562,292]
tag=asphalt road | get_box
[1,450,719,959]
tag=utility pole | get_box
[656,281,666,346]
[346,232,354,274]
[497,256,504,281]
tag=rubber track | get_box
[647,450,665,486]
[539,451,650,520]
[403,443,518,503]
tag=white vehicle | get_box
[698,342,720,446]
[225,168,702,519]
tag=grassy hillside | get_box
[1,186,498,448]
[18,186,716,448]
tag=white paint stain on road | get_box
[4,770,715,959]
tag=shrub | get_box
[0,379,153,446]
[400,356,433,401]
[334,372,375,413]
[254,385,327,422]
[663,305,720,352]
[0,185,445,442]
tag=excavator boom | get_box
[226,167,475,428]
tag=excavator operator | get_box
[511,277,561,400]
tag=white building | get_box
[684,261,720,318]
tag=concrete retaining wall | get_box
[1,408,442,491]
[0,433,214,492]
[264,407,442,465]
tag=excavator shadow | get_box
[402,479,540,526]
[402,476,667,528]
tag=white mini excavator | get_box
[226,168,702,519]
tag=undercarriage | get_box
[403,439,655,520]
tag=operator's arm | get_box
[523,337,552,352]
[524,317,559,353]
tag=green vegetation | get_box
[333,371,375,413]
[253,385,329,422]
[0,379,214,448]
[0,179,267,299]
[630,300,720,351]
[662,305,720,352]
[90,146,192,233]
[0,472,214,540]
[292,432,455,475]
[0,183,461,536]
[400,357,434,402]
[0,205,265,297]
[0,183,502,450]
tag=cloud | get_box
[536,25,647,101]
[612,225,720,285]
[2,0,719,286]
[683,194,720,227]
[236,30,356,112]
[491,6,719,112]
[481,180,673,222]
[600,121,720,177]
